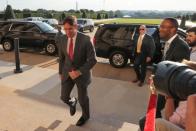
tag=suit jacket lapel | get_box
[63,35,73,62]
[73,32,80,61]
[165,36,178,59]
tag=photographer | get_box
[154,60,196,131]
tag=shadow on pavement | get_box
[35,120,62,131]
[0,65,33,79]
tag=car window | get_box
[77,20,84,24]
[101,27,118,39]
[177,30,186,40]
[10,23,26,31]
[24,23,40,33]
[113,27,130,39]
[36,22,54,32]
[0,22,11,31]
[146,27,157,36]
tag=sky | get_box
[0,0,196,11]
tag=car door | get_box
[10,23,28,47]
[0,22,12,42]
[83,20,87,30]
[112,26,131,47]
[25,23,43,48]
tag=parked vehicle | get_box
[42,18,59,27]
[77,18,94,32]
[94,24,187,68]
[0,20,58,55]
[24,17,44,21]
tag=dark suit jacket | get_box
[134,34,155,59]
[58,32,97,85]
[165,35,190,62]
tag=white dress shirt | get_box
[190,46,196,61]
[163,34,178,60]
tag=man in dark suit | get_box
[132,25,155,87]
[139,18,190,131]
[58,16,97,126]
[157,17,190,117]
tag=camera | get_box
[153,61,196,100]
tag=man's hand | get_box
[69,70,81,80]
[146,57,151,63]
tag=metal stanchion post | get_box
[14,38,22,73]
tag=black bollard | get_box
[14,38,22,73]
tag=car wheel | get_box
[2,39,14,51]
[79,28,84,32]
[45,42,57,55]
[90,27,94,32]
[109,51,128,68]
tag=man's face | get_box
[159,20,175,41]
[139,25,146,35]
[63,23,77,38]
[186,32,196,47]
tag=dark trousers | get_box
[61,77,90,119]
[133,54,147,83]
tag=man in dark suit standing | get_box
[58,16,97,126]
[139,18,190,131]
[132,25,155,87]
[156,17,190,118]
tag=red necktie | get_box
[69,38,74,61]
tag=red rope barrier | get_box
[144,76,157,131]
[144,93,157,131]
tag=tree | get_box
[114,10,123,18]
[185,14,190,20]
[61,12,66,21]
[23,8,31,18]
[46,13,53,18]
[191,13,196,21]
[68,9,75,13]
[97,13,101,19]
[82,11,87,18]
[180,15,186,29]
[23,13,31,18]
[108,10,114,18]
[105,13,108,19]
[4,5,16,20]
[23,8,31,13]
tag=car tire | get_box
[45,42,57,55]
[109,51,128,68]
[90,27,94,32]
[79,28,84,32]
[2,39,14,51]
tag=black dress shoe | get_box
[69,97,77,116]
[76,116,89,126]
[132,79,139,83]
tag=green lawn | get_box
[95,18,163,25]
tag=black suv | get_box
[0,20,58,55]
[94,24,187,68]
[77,19,94,32]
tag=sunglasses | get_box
[139,28,145,30]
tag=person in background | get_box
[186,27,196,61]
[132,25,155,87]
[139,18,190,131]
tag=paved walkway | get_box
[0,60,151,131]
